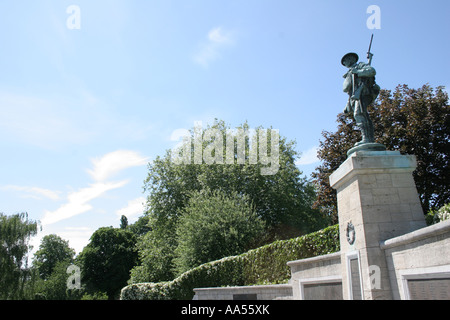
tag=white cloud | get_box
[1,185,61,200]
[57,227,94,254]
[296,146,320,166]
[41,181,128,226]
[87,150,149,182]
[116,197,147,223]
[208,27,233,44]
[40,149,148,226]
[193,27,235,67]
[31,226,94,256]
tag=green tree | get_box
[120,215,128,229]
[174,189,265,274]
[77,227,138,299]
[130,220,175,284]
[32,234,75,280]
[80,291,108,300]
[426,203,450,225]
[32,260,82,300]
[312,84,449,223]
[145,120,323,235]
[130,120,327,283]
[127,215,151,236]
[0,212,38,299]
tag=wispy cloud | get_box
[41,150,148,226]
[55,226,94,254]
[1,185,61,201]
[193,27,235,67]
[31,226,94,256]
[116,196,147,223]
[296,146,320,166]
[41,181,128,226]
[87,150,149,182]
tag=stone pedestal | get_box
[329,150,426,300]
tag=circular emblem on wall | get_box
[346,221,356,245]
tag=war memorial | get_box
[191,40,450,301]
[122,39,450,301]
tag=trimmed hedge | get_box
[120,224,339,300]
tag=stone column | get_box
[329,150,426,300]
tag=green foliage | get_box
[120,215,129,229]
[129,222,176,283]
[0,212,38,299]
[127,215,152,236]
[174,189,265,275]
[242,224,339,284]
[146,119,326,233]
[81,291,108,300]
[29,236,81,300]
[426,203,450,225]
[122,225,339,300]
[32,234,75,280]
[77,226,138,299]
[31,260,83,300]
[132,119,328,283]
[123,256,245,300]
[313,84,449,223]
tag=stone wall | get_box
[287,252,342,300]
[193,284,293,300]
[381,219,450,300]
[190,221,450,300]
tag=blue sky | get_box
[1,0,449,255]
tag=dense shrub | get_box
[174,189,265,275]
[121,225,339,300]
[242,223,339,284]
[426,203,450,225]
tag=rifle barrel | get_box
[367,34,374,55]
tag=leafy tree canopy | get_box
[145,119,326,236]
[130,119,328,283]
[77,227,138,299]
[0,212,38,299]
[32,234,75,280]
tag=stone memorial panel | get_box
[303,282,343,300]
[350,258,362,300]
[407,278,450,300]
[233,294,258,300]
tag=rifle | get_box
[367,34,374,65]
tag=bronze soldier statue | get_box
[341,35,385,155]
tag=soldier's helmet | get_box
[341,52,359,66]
